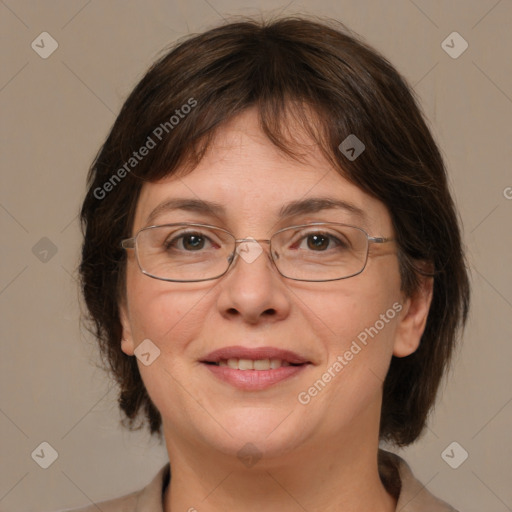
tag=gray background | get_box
[1,0,511,510]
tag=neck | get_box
[163,429,396,512]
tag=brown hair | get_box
[79,15,470,446]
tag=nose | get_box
[216,238,291,324]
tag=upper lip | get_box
[201,346,310,364]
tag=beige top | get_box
[62,451,458,512]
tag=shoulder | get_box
[56,463,170,512]
[379,450,459,512]
[59,491,138,512]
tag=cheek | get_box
[320,267,401,345]
[124,270,208,420]
[125,264,203,347]
[318,261,403,380]
[299,294,401,432]
[325,295,399,375]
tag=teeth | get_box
[227,358,239,369]
[220,358,292,370]
[254,359,270,370]
[238,358,253,370]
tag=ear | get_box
[393,274,434,358]
[119,299,135,356]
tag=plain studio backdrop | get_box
[0,1,511,511]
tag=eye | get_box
[164,230,216,252]
[303,233,333,251]
[294,231,348,252]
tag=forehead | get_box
[133,109,392,234]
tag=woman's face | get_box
[120,108,421,463]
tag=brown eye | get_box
[164,231,211,252]
[180,234,206,251]
[295,232,347,252]
[306,234,330,251]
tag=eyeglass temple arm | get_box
[368,236,395,244]
[121,238,136,249]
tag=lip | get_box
[201,346,309,365]
[200,345,311,391]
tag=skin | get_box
[120,107,433,511]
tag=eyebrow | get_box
[145,197,367,226]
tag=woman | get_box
[71,15,470,512]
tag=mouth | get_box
[205,358,300,370]
[200,346,311,390]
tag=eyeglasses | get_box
[121,222,394,283]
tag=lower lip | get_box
[202,363,308,390]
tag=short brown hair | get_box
[79,15,470,446]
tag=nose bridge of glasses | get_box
[234,238,271,244]
[233,238,273,259]
[227,237,276,269]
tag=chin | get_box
[201,406,312,460]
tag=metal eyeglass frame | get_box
[120,222,395,283]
